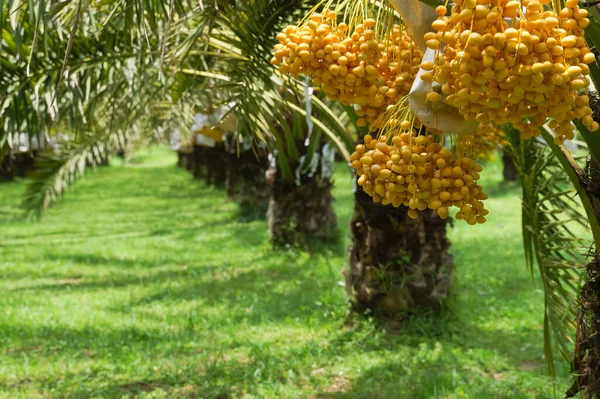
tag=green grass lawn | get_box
[0,146,571,398]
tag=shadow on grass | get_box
[313,356,551,399]
[173,218,267,247]
[28,367,235,399]
[1,312,550,399]
[4,252,262,292]
[0,157,558,398]
[121,252,341,324]
[1,244,553,398]
[272,233,347,258]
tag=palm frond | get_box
[505,126,589,376]
[22,130,122,217]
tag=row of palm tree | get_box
[2,0,600,396]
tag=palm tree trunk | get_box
[192,144,227,186]
[205,145,228,186]
[0,151,38,182]
[571,255,600,398]
[502,150,519,182]
[346,186,454,318]
[0,153,17,182]
[267,159,338,247]
[569,158,600,399]
[225,149,270,219]
[177,147,194,172]
[191,145,206,179]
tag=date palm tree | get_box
[180,0,353,246]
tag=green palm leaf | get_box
[505,126,589,377]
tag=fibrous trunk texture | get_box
[346,187,454,318]
[267,168,337,247]
[570,256,600,399]
[225,149,270,219]
[192,144,227,186]
[502,150,519,182]
[569,158,600,399]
